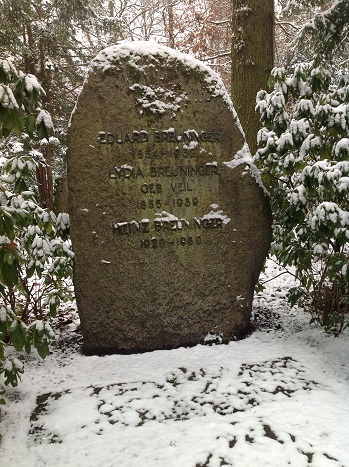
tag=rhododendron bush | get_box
[255,64,349,332]
[0,59,73,403]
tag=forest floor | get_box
[1,258,348,467]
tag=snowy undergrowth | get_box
[1,259,348,467]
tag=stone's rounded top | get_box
[92,40,218,78]
[90,41,237,116]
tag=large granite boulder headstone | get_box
[67,41,272,354]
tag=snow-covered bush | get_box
[0,59,73,404]
[255,64,349,333]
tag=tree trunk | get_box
[231,0,274,155]
[36,39,54,211]
[167,1,175,48]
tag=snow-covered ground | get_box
[1,258,348,467]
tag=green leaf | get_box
[37,121,49,140]
[0,105,7,123]
[49,300,58,318]
[37,342,50,359]
[12,110,24,135]
[25,114,36,136]
[3,214,15,241]
[2,127,11,138]
[10,324,25,351]
[8,320,18,333]
[46,223,53,235]
[24,339,31,355]
[5,249,15,265]
[1,260,19,287]
[32,329,38,348]
[26,263,36,279]
[0,215,5,236]
[0,321,6,338]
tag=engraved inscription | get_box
[98,129,222,145]
[98,130,149,144]
[149,164,218,178]
[109,164,219,179]
[113,216,227,235]
[132,146,197,160]
[104,128,228,249]
[140,235,202,249]
[140,184,163,194]
[170,182,193,192]
[136,198,198,210]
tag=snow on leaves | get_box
[255,64,349,331]
[0,112,72,398]
[0,58,50,138]
[0,84,19,110]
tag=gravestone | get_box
[67,42,272,354]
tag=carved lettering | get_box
[141,220,150,233]
[149,164,219,178]
[113,220,150,234]
[113,216,227,236]
[139,235,202,249]
[99,129,221,145]
[109,166,144,179]
[141,183,163,194]
[170,182,193,192]
[98,130,149,144]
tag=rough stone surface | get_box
[67,42,272,354]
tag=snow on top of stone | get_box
[90,41,238,119]
[93,40,216,78]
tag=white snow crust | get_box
[1,258,348,467]
[90,41,240,123]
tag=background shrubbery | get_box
[0,59,73,404]
[255,65,349,332]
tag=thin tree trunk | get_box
[231,0,274,155]
[25,23,36,75]
[36,39,54,210]
[167,2,175,48]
